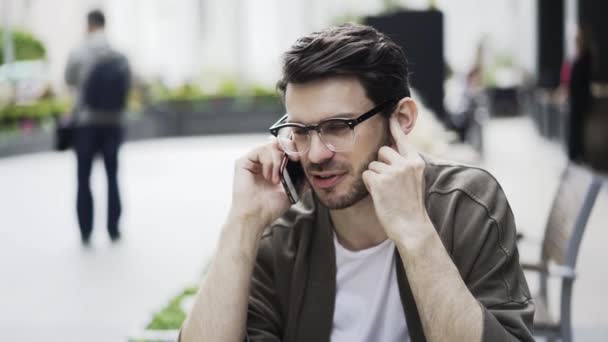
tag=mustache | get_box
[306,160,350,173]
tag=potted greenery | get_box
[148,79,283,137]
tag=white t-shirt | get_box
[331,234,409,342]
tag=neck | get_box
[329,195,387,251]
[88,27,103,35]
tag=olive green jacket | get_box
[246,156,534,341]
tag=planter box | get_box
[0,114,159,158]
[0,128,54,157]
[0,96,284,158]
[487,86,522,117]
[149,96,283,137]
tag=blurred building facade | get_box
[2,0,538,93]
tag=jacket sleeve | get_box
[245,234,283,341]
[65,50,82,88]
[432,171,535,341]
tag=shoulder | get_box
[421,155,517,254]
[258,191,317,260]
[67,42,88,62]
[422,154,509,216]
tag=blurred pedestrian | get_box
[567,26,593,163]
[65,9,131,245]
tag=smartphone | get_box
[279,154,306,204]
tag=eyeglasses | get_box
[269,99,397,156]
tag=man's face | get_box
[284,76,389,209]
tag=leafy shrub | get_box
[146,287,198,330]
[0,29,46,63]
[0,99,69,124]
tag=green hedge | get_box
[155,82,280,103]
[146,287,198,330]
[0,29,46,63]
[0,100,69,123]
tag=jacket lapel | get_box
[294,203,336,342]
[395,154,430,342]
[396,254,428,342]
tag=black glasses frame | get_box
[268,99,398,137]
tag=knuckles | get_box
[378,146,393,157]
[235,157,247,169]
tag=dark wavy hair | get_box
[277,23,410,113]
[88,10,105,28]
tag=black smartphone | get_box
[279,154,306,204]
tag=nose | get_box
[307,132,334,164]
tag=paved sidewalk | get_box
[0,135,264,342]
[0,117,606,341]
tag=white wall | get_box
[437,0,537,75]
[3,0,206,91]
[2,0,540,93]
[105,0,203,86]
[3,0,104,91]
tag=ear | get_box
[392,97,418,135]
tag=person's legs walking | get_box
[568,111,583,163]
[102,125,123,240]
[75,126,97,243]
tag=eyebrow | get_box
[326,112,357,120]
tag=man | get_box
[181,24,534,341]
[65,10,130,245]
[567,26,593,163]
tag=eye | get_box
[291,126,308,137]
[321,120,351,136]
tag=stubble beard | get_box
[313,137,388,210]
[320,172,369,210]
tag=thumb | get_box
[362,170,375,193]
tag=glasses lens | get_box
[277,126,309,154]
[319,120,354,152]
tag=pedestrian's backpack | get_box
[83,51,130,113]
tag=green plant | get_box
[483,53,516,87]
[216,79,238,97]
[154,80,282,104]
[165,83,206,101]
[332,13,363,25]
[0,99,69,126]
[0,29,46,63]
[146,287,198,330]
[381,0,402,13]
[145,80,172,102]
[251,84,278,98]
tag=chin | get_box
[314,178,369,210]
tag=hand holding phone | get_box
[279,154,306,204]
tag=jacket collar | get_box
[293,199,336,342]
[294,196,427,342]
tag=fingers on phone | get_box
[265,142,283,184]
[246,141,286,184]
[262,155,272,181]
[284,141,299,160]
[271,147,282,184]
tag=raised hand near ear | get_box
[362,115,431,243]
[230,139,292,229]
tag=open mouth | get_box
[311,173,347,189]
